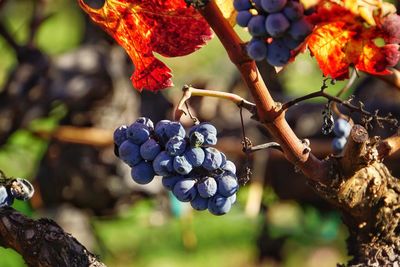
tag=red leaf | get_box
[306,2,400,79]
[78,0,212,91]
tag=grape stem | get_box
[281,84,397,127]
[197,1,330,182]
[174,85,257,121]
[243,142,283,153]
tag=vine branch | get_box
[197,1,330,182]
[0,207,106,267]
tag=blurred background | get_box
[0,0,399,266]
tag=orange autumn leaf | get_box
[78,0,212,92]
[306,2,400,79]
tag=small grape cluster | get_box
[0,178,35,208]
[234,0,314,66]
[114,118,239,216]
[332,118,351,153]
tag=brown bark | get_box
[0,207,106,267]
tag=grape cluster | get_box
[331,118,351,153]
[234,0,314,66]
[0,178,35,208]
[114,118,239,216]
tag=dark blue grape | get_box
[197,177,217,198]
[261,0,287,13]
[127,122,150,145]
[333,118,351,138]
[220,152,227,167]
[10,178,34,201]
[217,173,239,197]
[265,13,290,37]
[184,147,205,167]
[191,195,209,211]
[153,151,173,176]
[221,160,237,174]
[166,136,187,156]
[195,122,218,146]
[332,137,347,153]
[246,38,268,61]
[234,0,252,10]
[236,10,253,27]
[131,161,155,184]
[288,18,313,41]
[208,194,232,215]
[173,178,197,202]
[162,175,183,191]
[0,186,13,207]
[266,39,291,67]
[190,131,204,147]
[118,140,142,166]
[282,34,302,49]
[283,1,304,21]
[135,117,154,131]
[140,138,161,161]
[173,155,193,175]
[202,147,223,171]
[248,15,268,37]
[113,125,128,146]
[155,120,171,145]
[229,194,237,204]
[165,121,186,139]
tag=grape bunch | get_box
[114,118,239,216]
[331,118,352,153]
[0,176,35,208]
[234,0,314,66]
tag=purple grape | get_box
[162,175,183,191]
[153,151,173,176]
[131,161,155,184]
[118,140,142,166]
[266,39,291,67]
[190,131,204,147]
[197,177,218,198]
[282,34,302,49]
[0,186,13,207]
[252,0,262,9]
[333,118,351,138]
[261,0,287,13]
[165,121,186,139]
[173,178,197,202]
[184,147,205,167]
[220,152,227,166]
[166,136,187,156]
[217,173,239,197]
[126,122,150,145]
[236,10,253,27]
[234,0,252,11]
[229,194,237,204]
[154,120,171,145]
[332,137,347,153]
[283,1,304,21]
[9,178,34,201]
[135,117,154,131]
[221,160,237,174]
[173,155,193,175]
[195,122,218,146]
[191,195,209,211]
[288,18,313,41]
[202,147,223,171]
[113,125,128,146]
[248,15,268,37]
[140,138,161,161]
[208,194,232,215]
[246,38,268,61]
[265,13,290,37]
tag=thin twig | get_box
[174,85,257,121]
[331,70,358,120]
[0,21,20,52]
